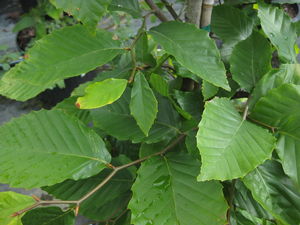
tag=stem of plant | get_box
[148,53,170,74]
[145,0,168,22]
[161,0,180,20]
[12,132,189,217]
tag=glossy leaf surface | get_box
[50,0,110,26]
[109,0,141,18]
[243,160,300,225]
[0,110,111,188]
[230,31,272,91]
[22,207,75,225]
[149,21,229,90]
[258,3,297,62]
[212,5,254,45]
[129,152,228,225]
[0,25,123,101]
[197,98,275,181]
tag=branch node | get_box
[32,194,41,202]
[75,204,80,216]
[106,163,116,169]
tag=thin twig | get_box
[148,53,170,74]
[78,169,118,204]
[12,200,77,217]
[242,105,249,121]
[112,209,129,224]
[145,0,168,22]
[161,0,180,20]
[12,132,189,217]
[247,117,277,131]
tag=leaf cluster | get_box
[0,0,300,225]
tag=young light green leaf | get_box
[22,207,75,225]
[197,98,275,181]
[0,25,124,101]
[149,73,169,97]
[243,160,300,225]
[128,152,228,225]
[44,156,135,221]
[109,0,141,18]
[76,78,127,109]
[258,3,297,62]
[0,192,35,225]
[50,0,111,27]
[0,110,111,188]
[130,72,158,136]
[230,31,272,91]
[149,21,230,90]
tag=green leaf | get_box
[44,156,135,221]
[0,25,124,101]
[173,90,203,120]
[128,152,228,225]
[130,73,158,136]
[76,78,127,109]
[185,129,200,160]
[91,89,180,143]
[197,98,275,181]
[54,97,91,125]
[272,0,300,4]
[0,109,111,188]
[249,64,300,109]
[149,21,230,90]
[234,180,274,221]
[230,209,275,225]
[243,160,300,225]
[22,207,74,225]
[251,84,300,188]
[71,67,131,97]
[135,32,156,66]
[0,192,35,225]
[230,31,272,91]
[277,135,300,190]
[251,84,300,129]
[212,5,254,46]
[258,3,297,62]
[149,73,169,97]
[13,16,36,33]
[109,0,141,18]
[202,80,219,100]
[50,0,110,27]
